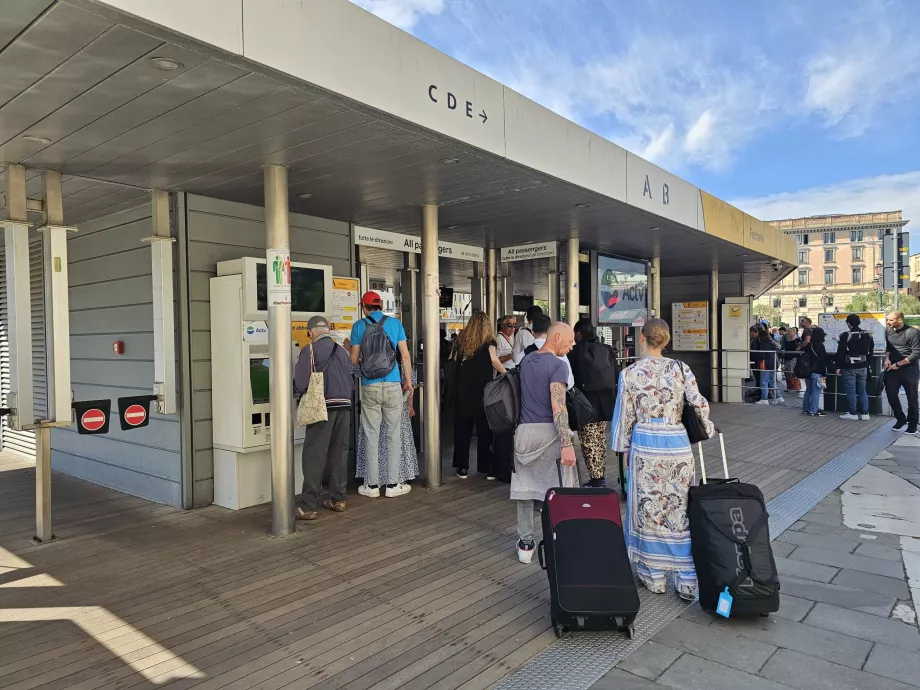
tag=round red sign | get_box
[81,409,106,432]
[124,404,147,427]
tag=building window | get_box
[850,230,863,242]
[799,297,808,308]
[798,270,808,286]
[797,234,809,245]
[824,268,834,285]
[852,247,863,261]
[824,249,835,262]
[798,250,808,264]
[853,267,863,283]
[772,297,781,309]
[824,232,836,244]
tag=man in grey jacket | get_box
[293,315,354,520]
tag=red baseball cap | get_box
[361,291,382,306]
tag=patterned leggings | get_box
[578,421,609,480]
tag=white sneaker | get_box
[358,484,380,498]
[773,397,785,404]
[517,539,536,564]
[839,413,860,421]
[860,414,872,421]
[385,482,412,498]
[755,400,770,405]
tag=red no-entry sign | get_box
[117,395,157,431]
[80,410,107,432]
[124,404,147,427]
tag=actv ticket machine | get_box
[210,257,333,509]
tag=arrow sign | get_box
[117,395,158,431]
[72,399,112,435]
[479,110,488,123]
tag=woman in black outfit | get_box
[452,311,506,478]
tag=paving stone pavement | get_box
[590,451,920,690]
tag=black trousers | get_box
[453,410,493,473]
[299,408,350,510]
[491,431,514,482]
[885,363,920,426]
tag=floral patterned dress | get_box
[611,357,714,598]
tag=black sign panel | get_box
[72,399,112,435]
[117,395,158,431]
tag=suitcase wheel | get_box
[760,612,769,618]
[626,624,636,639]
[553,622,567,638]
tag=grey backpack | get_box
[359,316,398,380]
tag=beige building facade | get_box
[761,211,908,325]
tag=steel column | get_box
[486,248,497,330]
[421,205,441,488]
[547,255,560,322]
[264,165,294,536]
[147,190,177,415]
[650,257,661,317]
[566,237,579,325]
[710,269,720,403]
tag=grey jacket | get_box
[293,335,354,409]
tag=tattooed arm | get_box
[551,381,576,467]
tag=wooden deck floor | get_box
[0,405,886,689]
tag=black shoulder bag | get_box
[675,361,709,444]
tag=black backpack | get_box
[483,369,521,434]
[566,387,597,431]
[793,347,816,379]
[577,341,619,392]
[358,316,398,380]
[845,330,872,356]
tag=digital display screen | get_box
[249,357,270,406]
[596,254,648,325]
[256,263,326,312]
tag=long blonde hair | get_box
[458,311,495,358]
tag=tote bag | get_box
[674,360,709,444]
[296,343,328,427]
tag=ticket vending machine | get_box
[210,257,333,509]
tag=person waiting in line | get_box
[512,305,544,364]
[496,315,517,369]
[798,317,827,417]
[521,314,575,389]
[512,322,576,564]
[884,311,920,433]
[748,326,762,399]
[569,319,617,487]
[835,314,874,422]
[292,316,354,521]
[452,311,506,479]
[754,327,783,406]
[611,319,714,601]
[349,291,414,498]
[782,327,802,393]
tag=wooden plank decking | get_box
[0,405,886,689]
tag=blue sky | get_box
[352,0,920,248]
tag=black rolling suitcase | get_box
[538,462,641,638]
[688,434,780,616]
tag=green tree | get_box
[753,301,782,326]
[844,292,920,315]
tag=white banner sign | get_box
[265,249,291,306]
[355,226,483,262]
[500,242,557,262]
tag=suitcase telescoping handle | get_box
[697,430,728,485]
[556,458,583,488]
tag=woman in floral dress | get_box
[611,319,714,601]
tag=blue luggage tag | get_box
[716,587,733,618]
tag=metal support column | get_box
[400,252,420,358]
[486,248,497,330]
[420,205,441,488]
[650,257,661,317]
[547,255,560,322]
[264,165,294,536]
[145,190,177,415]
[710,269,720,403]
[566,237,579,325]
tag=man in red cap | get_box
[349,291,414,498]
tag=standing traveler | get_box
[349,291,414,498]
[569,319,617,487]
[292,316,354,520]
[512,305,544,364]
[749,326,762,398]
[520,314,575,388]
[612,319,714,601]
[798,317,827,417]
[754,329,783,405]
[835,314,874,421]
[496,315,517,368]
[782,327,802,392]
[512,322,576,564]
[884,311,920,433]
[452,312,507,479]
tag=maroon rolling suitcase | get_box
[538,462,641,638]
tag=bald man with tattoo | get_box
[511,322,577,563]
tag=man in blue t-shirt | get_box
[349,291,414,499]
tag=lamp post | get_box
[874,261,884,311]
[820,286,830,313]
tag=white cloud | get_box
[350,0,444,30]
[730,171,920,242]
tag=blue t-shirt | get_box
[519,352,569,424]
[350,312,407,385]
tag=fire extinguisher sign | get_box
[266,249,291,307]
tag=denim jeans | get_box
[360,382,403,486]
[760,370,776,401]
[841,368,869,416]
[803,373,822,414]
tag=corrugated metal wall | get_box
[0,232,46,458]
[49,203,183,506]
[180,194,353,507]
